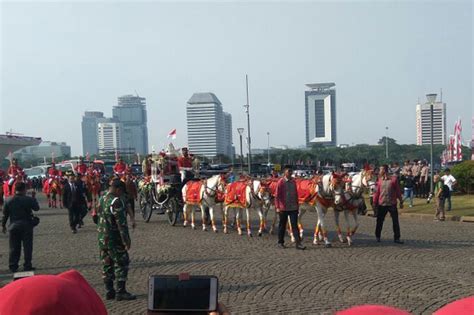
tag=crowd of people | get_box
[0,152,460,306]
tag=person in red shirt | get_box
[178,147,193,182]
[47,163,60,184]
[373,164,404,244]
[7,159,24,186]
[75,158,88,176]
[275,166,306,250]
[113,158,127,176]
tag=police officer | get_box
[96,179,136,301]
[2,182,40,272]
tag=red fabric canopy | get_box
[434,296,474,315]
[0,270,107,315]
[336,305,410,315]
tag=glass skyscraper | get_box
[112,95,149,154]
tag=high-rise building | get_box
[305,83,337,147]
[97,122,122,154]
[416,98,447,145]
[186,93,230,158]
[112,95,149,154]
[223,112,234,158]
[81,111,107,156]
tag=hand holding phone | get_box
[148,275,218,312]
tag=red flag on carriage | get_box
[167,128,177,139]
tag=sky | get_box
[1,1,472,156]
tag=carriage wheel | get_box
[166,198,180,226]
[139,191,152,222]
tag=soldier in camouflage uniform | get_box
[96,179,136,301]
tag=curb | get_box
[366,210,473,223]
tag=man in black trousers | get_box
[62,173,88,233]
[275,166,306,250]
[2,182,40,272]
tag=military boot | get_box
[116,281,136,301]
[104,280,115,300]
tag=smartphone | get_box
[148,275,218,312]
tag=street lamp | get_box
[426,93,437,194]
[237,128,245,173]
[244,74,252,175]
[267,132,270,167]
[385,126,389,159]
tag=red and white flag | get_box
[454,119,463,161]
[167,128,177,140]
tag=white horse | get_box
[257,179,279,236]
[311,173,345,247]
[182,175,226,231]
[333,170,375,245]
[286,173,345,247]
[223,179,266,237]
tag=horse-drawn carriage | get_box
[137,150,184,226]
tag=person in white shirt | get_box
[441,168,457,211]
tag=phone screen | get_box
[150,276,217,311]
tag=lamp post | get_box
[237,128,245,173]
[244,75,252,175]
[385,126,389,159]
[267,132,270,167]
[426,93,437,194]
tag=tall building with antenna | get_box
[416,94,447,145]
[305,83,337,147]
[112,94,149,154]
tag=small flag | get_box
[167,129,177,140]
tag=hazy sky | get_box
[1,1,472,156]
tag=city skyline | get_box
[1,2,472,156]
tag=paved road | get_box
[1,196,473,314]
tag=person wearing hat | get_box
[96,179,136,301]
[2,182,40,272]
[75,157,88,176]
[113,157,127,176]
[419,161,430,199]
[7,158,24,193]
[178,147,194,183]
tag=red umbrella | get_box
[336,305,410,315]
[0,270,107,315]
[434,296,474,315]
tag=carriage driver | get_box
[178,147,194,183]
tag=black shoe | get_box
[296,243,306,250]
[104,280,116,300]
[72,228,77,234]
[394,239,404,244]
[376,237,381,242]
[24,266,36,271]
[116,281,136,301]
[277,243,286,249]
[9,267,18,273]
